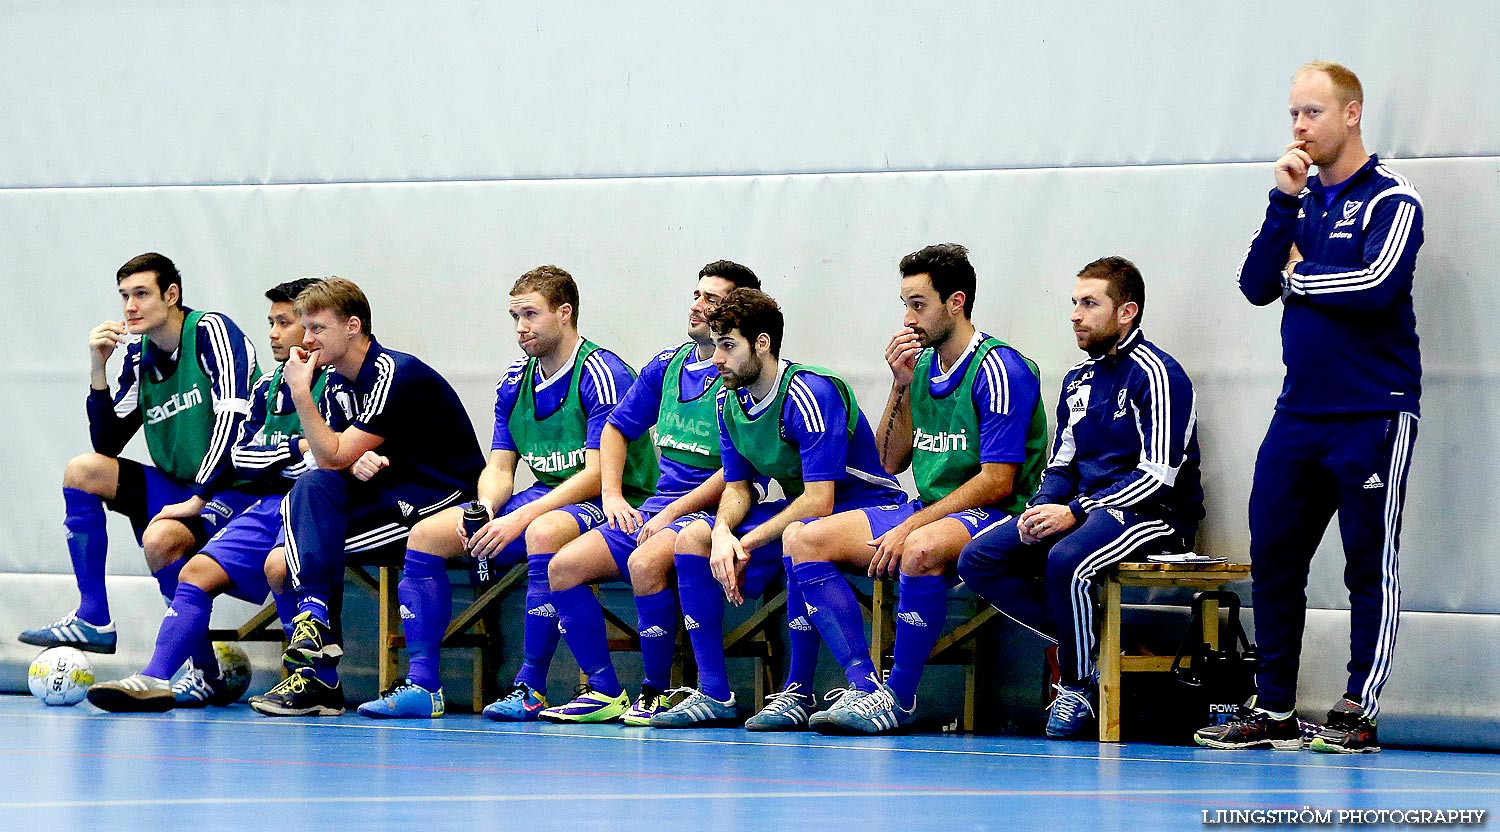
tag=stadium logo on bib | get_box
[913,427,969,453]
[144,388,204,425]
[522,447,588,474]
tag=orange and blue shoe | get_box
[482,682,547,722]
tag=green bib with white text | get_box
[720,363,858,498]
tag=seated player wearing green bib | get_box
[21,253,261,657]
[785,244,1048,734]
[536,260,762,726]
[356,265,658,720]
[651,288,907,729]
[89,278,340,711]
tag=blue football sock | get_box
[189,635,223,682]
[888,573,947,709]
[399,550,451,691]
[271,590,297,639]
[144,583,213,680]
[553,585,622,697]
[297,594,330,625]
[513,554,559,694]
[792,560,878,692]
[310,664,340,687]
[153,561,215,677]
[633,589,678,692]
[152,558,186,604]
[64,487,111,625]
[782,555,819,692]
[675,553,729,700]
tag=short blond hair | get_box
[295,276,372,337]
[1296,61,1363,106]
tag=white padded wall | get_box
[1,1,1495,744]
[3,2,1496,186]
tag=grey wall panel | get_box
[4,1,1498,188]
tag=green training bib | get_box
[654,343,722,470]
[139,311,228,481]
[257,364,329,448]
[508,340,659,505]
[909,337,1047,515]
[720,363,858,498]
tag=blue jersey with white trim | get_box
[1236,154,1423,416]
[1030,329,1203,529]
[718,360,905,508]
[328,337,484,495]
[490,337,636,453]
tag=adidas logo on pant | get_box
[683,615,700,630]
[897,611,928,627]
[526,604,558,618]
[1363,473,1384,490]
[639,626,669,638]
[399,605,416,620]
[788,616,813,631]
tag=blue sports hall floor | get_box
[1,696,1495,830]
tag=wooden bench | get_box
[1097,560,1252,742]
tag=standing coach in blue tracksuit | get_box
[1196,62,1423,755]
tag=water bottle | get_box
[461,501,491,583]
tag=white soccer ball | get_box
[212,641,252,702]
[28,647,94,706]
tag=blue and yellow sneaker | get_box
[19,611,117,654]
[620,686,670,727]
[283,612,342,669]
[357,680,445,719]
[482,682,547,722]
[248,668,345,717]
[539,684,629,723]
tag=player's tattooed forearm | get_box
[882,388,906,458]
